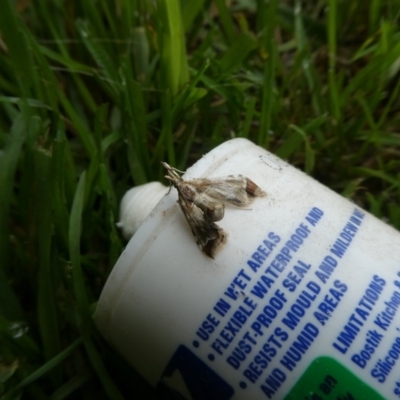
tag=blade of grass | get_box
[132,27,151,83]
[0,96,53,110]
[121,57,150,173]
[23,26,96,157]
[209,115,227,149]
[50,373,91,400]
[0,114,26,320]
[80,1,110,42]
[69,171,89,322]
[258,0,278,147]
[353,167,400,187]
[341,178,365,198]
[118,0,136,39]
[101,131,122,154]
[388,200,400,229]
[172,59,210,123]
[126,134,149,185]
[214,0,236,44]
[84,153,100,215]
[0,0,34,98]
[76,19,120,101]
[356,94,379,143]
[69,171,124,398]
[240,97,256,138]
[277,3,327,42]
[377,75,400,128]
[294,0,323,118]
[327,0,341,124]
[13,339,82,392]
[100,1,119,41]
[343,43,400,102]
[157,0,189,96]
[35,148,61,377]
[181,0,207,32]
[34,0,98,114]
[178,119,197,169]
[160,89,175,166]
[366,193,383,217]
[82,337,125,400]
[288,124,315,173]
[98,164,122,266]
[37,46,93,75]
[275,129,303,159]
[218,32,258,75]
[93,103,108,163]
[51,136,70,254]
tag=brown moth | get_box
[162,162,266,259]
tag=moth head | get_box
[162,161,178,177]
[161,162,184,193]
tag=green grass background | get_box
[0,0,399,398]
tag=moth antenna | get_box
[161,161,186,174]
[171,166,186,174]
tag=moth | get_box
[162,162,266,259]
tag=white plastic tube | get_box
[95,138,400,400]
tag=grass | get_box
[0,0,400,398]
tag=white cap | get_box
[116,181,167,240]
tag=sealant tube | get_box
[95,138,400,400]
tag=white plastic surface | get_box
[96,139,400,400]
[117,181,167,239]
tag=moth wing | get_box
[188,176,266,208]
[191,194,225,222]
[177,197,226,259]
[175,180,225,222]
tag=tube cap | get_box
[117,181,167,239]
